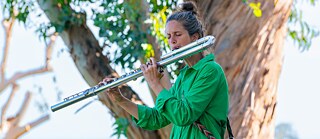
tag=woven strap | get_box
[194,121,216,139]
[194,117,234,139]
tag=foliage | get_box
[0,0,92,40]
[288,0,319,51]
[1,0,319,136]
[146,2,184,80]
[242,0,319,51]
[2,0,319,66]
[1,0,33,23]
[148,5,171,53]
[242,1,263,17]
[93,0,148,69]
[111,117,129,139]
[242,0,263,17]
[93,0,177,69]
[0,0,176,69]
[248,2,262,17]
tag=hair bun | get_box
[178,2,198,15]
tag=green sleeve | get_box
[156,68,219,126]
[132,104,171,130]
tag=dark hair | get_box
[167,2,204,38]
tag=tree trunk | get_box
[37,0,163,138]
[124,0,172,138]
[37,0,293,138]
[123,0,172,101]
[190,0,293,138]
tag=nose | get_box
[169,36,177,45]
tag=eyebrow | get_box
[166,31,182,35]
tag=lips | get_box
[172,46,181,51]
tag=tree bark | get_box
[190,0,293,138]
[124,0,172,138]
[37,0,293,138]
[37,0,164,138]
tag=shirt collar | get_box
[187,54,215,70]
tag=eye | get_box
[167,34,171,39]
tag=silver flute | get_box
[51,35,215,112]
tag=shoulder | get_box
[200,61,224,76]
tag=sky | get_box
[276,2,320,139]
[0,2,319,139]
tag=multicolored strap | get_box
[194,117,234,139]
[194,121,216,139]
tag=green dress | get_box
[132,54,229,139]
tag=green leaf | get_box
[111,117,129,139]
[310,0,315,5]
[289,31,297,39]
[287,0,319,51]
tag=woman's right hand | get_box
[99,77,126,103]
[99,77,139,119]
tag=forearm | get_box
[117,98,139,119]
[151,83,164,96]
[159,69,172,90]
[132,105,171,130]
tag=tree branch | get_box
[37,0,162,138]
[0,83,19,131]
[13,92,32,125]
[45,34,57,69]
[28,114,50,130]
[15,114,50,138]
[0,8,55,139]
[0,67,51,93]
[4,109,50,139]
[1,18,15,84]
[0,34,57,93]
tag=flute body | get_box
[51,35,215,112]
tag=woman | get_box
[101,2,229,139]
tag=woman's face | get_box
[165,20,198,50]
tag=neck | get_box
[184,53,204,67]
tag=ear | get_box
[191,33,200,41]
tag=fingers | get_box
[98,81,105,86]
[106,87,117,92]
[140,64,147,72]
[158,73,164,79]
[98,77,115,87]
[141,58,157,70]
[103,77,114,83]
[150,58,157,68]
[141,58,164,75]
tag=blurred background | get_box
[0,0,319,139]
